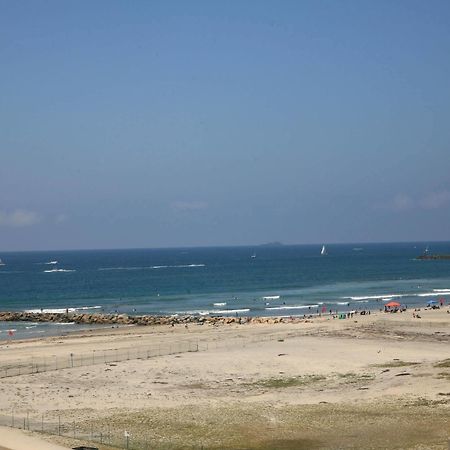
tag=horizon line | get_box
[1,239,448,254]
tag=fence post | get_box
[58,414,61,435]
[11,410,14,427]
[41,414,44,432]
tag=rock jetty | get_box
[0,311,305,326]
[416,254,450,260]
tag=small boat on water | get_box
[320,245,327,256]
[251,253,256,259]
[0,258,4,266]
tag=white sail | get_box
[321,245,327,255]
[0,258,4,266]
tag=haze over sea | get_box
[1,241,450,339]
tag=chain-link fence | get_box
[0,411,205,449]
[0,328,298,379]
[0,339,206,378]
[0,329,302,448]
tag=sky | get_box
[1,0,450,251]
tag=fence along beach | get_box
[0,305,449,449]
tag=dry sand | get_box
[0,308,449,449]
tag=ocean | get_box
[1,242,449,339]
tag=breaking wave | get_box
[265,304,319,311]
[25,306,102,314]
[44,269,75,273]
[99,264,205,271]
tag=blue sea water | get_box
[1,242,450,339]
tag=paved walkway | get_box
[0,426,71,450]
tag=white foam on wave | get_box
[263,295,280,300]
[213,302,227,306]
[76,305,102,311]
[343,290,450,301]
[184,308,250,315]
[215,308,250,314]
[26,308,76,314]
[99,264,205,271]
[417,292,449,297]
[343,294,405,301]
[44,269,75,273]
[265,304,319,311]
[25,305,102,314]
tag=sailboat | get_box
[320,245,327,256]
[0,258,4,266]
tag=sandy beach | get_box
[0,308,449,449]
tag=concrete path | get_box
[0,426,71,450]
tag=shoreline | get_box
[0,305,393,327]
[0,308,449,449]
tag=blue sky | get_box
[1,0,450,250]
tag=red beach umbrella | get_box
[385,301,400,308]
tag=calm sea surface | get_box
[1,242,449,339]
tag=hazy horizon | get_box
[1,238,447,254]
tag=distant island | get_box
[258,241,284,247]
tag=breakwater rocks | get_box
[416,254,450,260]
[0,311,305,326]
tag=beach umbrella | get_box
[427,299,437,305]
[385,301,400,308]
